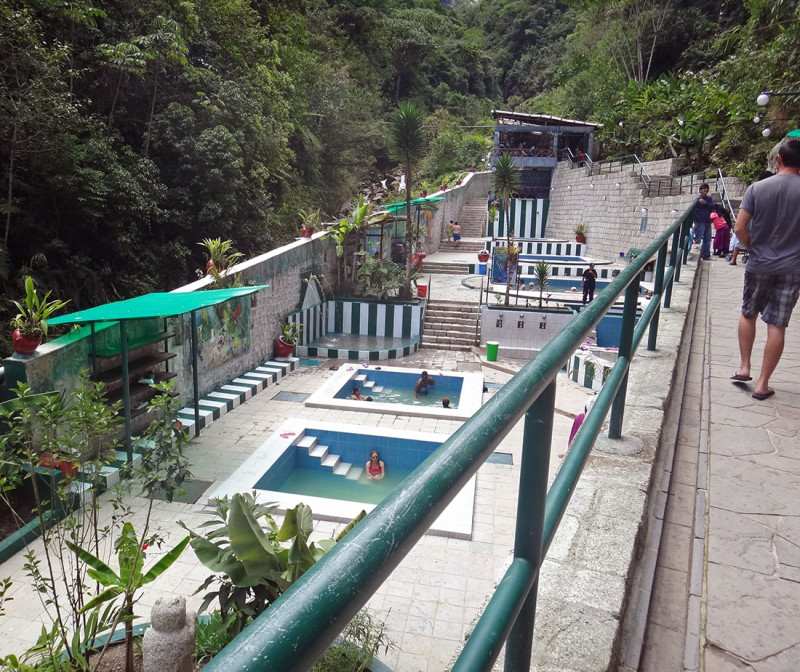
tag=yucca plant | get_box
[492,154,521,306]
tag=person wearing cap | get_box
[692,183,715,261]
[731,135,800,401]
[581,263,598,303]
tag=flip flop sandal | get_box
[752,388,775,401]
[730,373,752,382]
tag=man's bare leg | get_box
[754,324,786,396]
[736,313,758,378]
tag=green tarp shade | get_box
[48,285,268,457]
[382,196,444,212]
[49,286,267,325]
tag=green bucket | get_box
[486,341,499,362]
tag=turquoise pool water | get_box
[252,427,442,505]
[334,368,462,408]
[277,467,414,504]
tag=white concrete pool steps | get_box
[296,434,364,480]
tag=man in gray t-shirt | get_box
[732,136,800,401]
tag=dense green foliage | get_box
[1,0,798,335]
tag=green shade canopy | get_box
[49,286,267,325]
[382,196,444,212]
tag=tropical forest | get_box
[1,0,798,348]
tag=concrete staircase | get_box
[296,434,364,480]
[420,300,481,351]
[421,259,470,275]
[456,200,488,238]
[437,240,485,253]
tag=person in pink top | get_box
[366,450,385,480]
[560,396,596,459]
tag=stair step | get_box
[310,444,329,458]
[322,453,340,469]
[372,385,384,392]
[333,462,351,475]
[354,374,367,383]
[346,466,364,480]
[297,435,317,450]
[363,380,375,389]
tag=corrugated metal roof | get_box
[492,109,602,129]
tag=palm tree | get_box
[492,153,521,306]
[389,102,427,300]
[534,261,550,309]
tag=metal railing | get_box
[589,154,652,192]
[203,205,697,672]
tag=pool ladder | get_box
[296,434,364,480]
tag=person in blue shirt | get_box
[692,183,715,261]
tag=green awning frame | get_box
[50,286,268,462]
[382,196,444,212]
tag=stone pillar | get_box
[143,596,196,672]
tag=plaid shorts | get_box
[742,271,800,328]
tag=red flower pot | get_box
[575,235,587,243]
[419,190,427,198]
[12,329,41,355]
[477,252,490,263]
[300,224,313,238]
[40,453,78,478]
[274,338,295,358]
[440,184,448,191]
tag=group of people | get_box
[446,220,462,244]
[692,183,735,260]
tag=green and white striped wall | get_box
[490,198,549,239]
[567,352,613,391]
[293,299,423,360]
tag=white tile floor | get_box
[0,348,593,670]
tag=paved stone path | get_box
[640,256,800,671]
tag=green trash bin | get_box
[486,341,499,362]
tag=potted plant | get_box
[574,223,587,243]
[419,190,427,198]
[274,319,302,358]
[440,183,448,191]
[477,249,490,263]
[10,276,70,355]
[199,238,243,274]
[299,208,321,239]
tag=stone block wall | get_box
[6,234,339,403]
[423,171,492,252]
[546,161,695,262]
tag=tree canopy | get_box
[0,0,797,349]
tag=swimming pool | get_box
[306,365,485,421]
[205,419,475,538]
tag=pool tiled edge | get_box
[204,418,476,539]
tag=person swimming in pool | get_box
[366,450,385,480]
[413,371,435,397]
[351,386,373,401]
[442,397,451,408]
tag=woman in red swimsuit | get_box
[366,450,385,480]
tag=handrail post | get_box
[664,227,681,307]
[682,215,692,265]
[609,275,640,439]
[504,381,555,672]
[647,243,667,351]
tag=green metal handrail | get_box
[203,206,696,672]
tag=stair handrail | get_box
[714,168,737,217]
[201,205,698,672]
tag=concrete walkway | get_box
[639,256,800,671]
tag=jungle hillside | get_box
[1,0,798,324]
